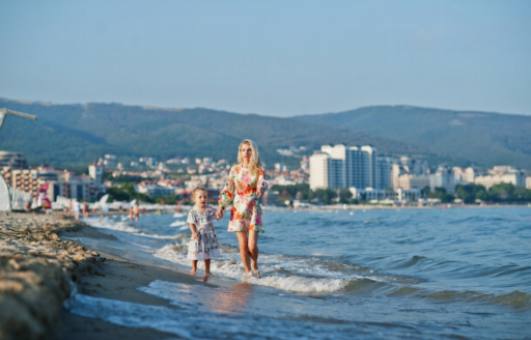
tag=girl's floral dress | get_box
[187,206,221,260]
[219,164,266,233]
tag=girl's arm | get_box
[188,223,199,240]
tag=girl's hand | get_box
[191,231,199,240]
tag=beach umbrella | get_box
[0,108,37,211]
[0,176,10,212]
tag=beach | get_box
[0,212,187,340]
[0,212,100,339]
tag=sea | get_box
[65,206,531,339]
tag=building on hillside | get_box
[89,163,104,184]
[3,166,104,202]
[0,151,28,169]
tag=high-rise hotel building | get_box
[309,144,391,191]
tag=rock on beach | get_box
[0,212,104,340]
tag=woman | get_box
[217,139,266,279]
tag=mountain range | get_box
[1,97,530,169]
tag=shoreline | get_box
[55,252,198,340]
[0,212,104,340]
[0,211,188,340]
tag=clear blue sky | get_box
[1,0,530,116]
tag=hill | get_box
[295,105,531,168]
[1,98,529,169]
[0,98,413,167]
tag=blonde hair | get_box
[191,187,207,202]
[237,139,261,172]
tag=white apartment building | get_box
[453,167,476,184]
[309,144,388,191]
[430,166,455,193]
[474,166,526,189]
[309,153,329,190]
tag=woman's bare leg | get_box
[236,232,251,273]
[248,230,259,272]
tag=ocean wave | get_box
[390,255,429,269]
[85,217,184,240]
[85,217,142,233]
[169,220,186,227]
[154,244,414,294]
[67,293,193,338]
[386,286,531,310]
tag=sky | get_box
[1,0,530,116]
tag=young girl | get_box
[187,187,221,282]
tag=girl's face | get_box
[194,191,208,208]
[240,143,253,162]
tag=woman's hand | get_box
[191,231,199,240]
[215,206,224,219]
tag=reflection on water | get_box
[208,282,253,314]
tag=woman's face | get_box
[240,143,252,162]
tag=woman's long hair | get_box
[237,139,261,172]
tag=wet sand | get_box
[0,212,197,340]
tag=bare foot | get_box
[190,268,197,276]
[242,271,252,282]
[202,274,209,282]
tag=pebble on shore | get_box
[0,212,104,340]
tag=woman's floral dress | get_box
[219,164,266,233]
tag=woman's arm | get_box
[218,167,236,208]
[256,168,267,198]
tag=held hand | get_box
[191,231,199,240]
[215,206,224,219]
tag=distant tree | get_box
[429,187,454,203]
[420,186,431,198]
[339,189,352,203]
[107,183,153,203]
[455,184,487,204]
[271,184,311,202]
[487,183,531,203]
[311,189,337,204]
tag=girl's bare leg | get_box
[236,232,251,273]
[191,260,198,276]
[248,230,259,272]
[203,259,211,282]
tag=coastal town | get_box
[1,144,530,213]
